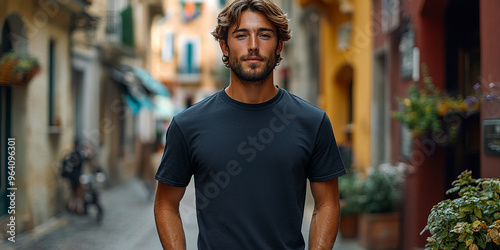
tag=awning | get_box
[110,64,175,116]
[110,65,154,114]
[131,66,169,97]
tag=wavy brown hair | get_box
[212,0,291,67]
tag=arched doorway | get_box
[0,13,28,216]
[444,0,481,191]
[1,13,28,54]
[335,64,354,169]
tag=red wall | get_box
[480,0,500,178]
[377,0,499,248]
[399,0,449,248]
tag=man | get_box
[154,0,345,249]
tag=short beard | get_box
[227,49,278,85]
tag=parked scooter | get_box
[61,142,105,222]
[79,169,106,222]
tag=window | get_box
[382,0,400,33]
[106,0,121,42]
[48,39,60,128]
[161,32,174,62]
[177,36,201,75]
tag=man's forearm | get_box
[154,206,186,250]
[308,204,340,250]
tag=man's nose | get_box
[248,34,258,52]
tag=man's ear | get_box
[276,40,284,55]
[220,40,229,57]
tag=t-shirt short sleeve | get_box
[307,113,346,182]
[155,118,194,187]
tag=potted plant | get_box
[358,163,406,249]
[420,170,500,250]
[392,64,481,139]
[0,50,40,85]
[339,173,363,238]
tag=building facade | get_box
[0,0,92,234]
[151,0,225,110]
[297,0,374,173]
[0,0,166,236]
[372,0,500,248]
[278,0,321,106]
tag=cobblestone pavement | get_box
[1,178,365,250]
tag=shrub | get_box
[421,170,500,250]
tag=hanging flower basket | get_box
[392,64,492,140]
[0,51,41,86]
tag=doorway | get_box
[444,0,481,191]
[335,65,354,169]
[73,69,85,142]
[1,13,27,216]
[0,87,12,216]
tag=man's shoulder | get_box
[281,89,326,118]
[173,91,221,124]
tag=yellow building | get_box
[298,0,373,172]
[151,0,226,109]
[0,0,92,234]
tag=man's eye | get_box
[236,34,246,38]
[260,34,271,39]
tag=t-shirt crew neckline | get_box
[219,86,284,110]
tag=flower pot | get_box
[20,66,41,85]
[359,212,400,250]
[339,214,359,238]
[0,61,40,86]
[0,59,16,84]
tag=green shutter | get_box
[121,5,135,48]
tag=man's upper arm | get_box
[310,178,340,208]
[154,181,186,211]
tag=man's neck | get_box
[225,72,278,104]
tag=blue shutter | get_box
[186,42,193,74]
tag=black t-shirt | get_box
[155,87,345,250]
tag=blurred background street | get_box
[1,0,500,249]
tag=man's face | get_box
[221,10,283,83]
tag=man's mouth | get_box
[243,55,264,63]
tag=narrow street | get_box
[1,178,364,250]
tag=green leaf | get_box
[458,242,467,250]
[476,234,486,249]
[471,215,479,222]
[472,221,481,228]
[475,207,482,219]
[458,232,467,241]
